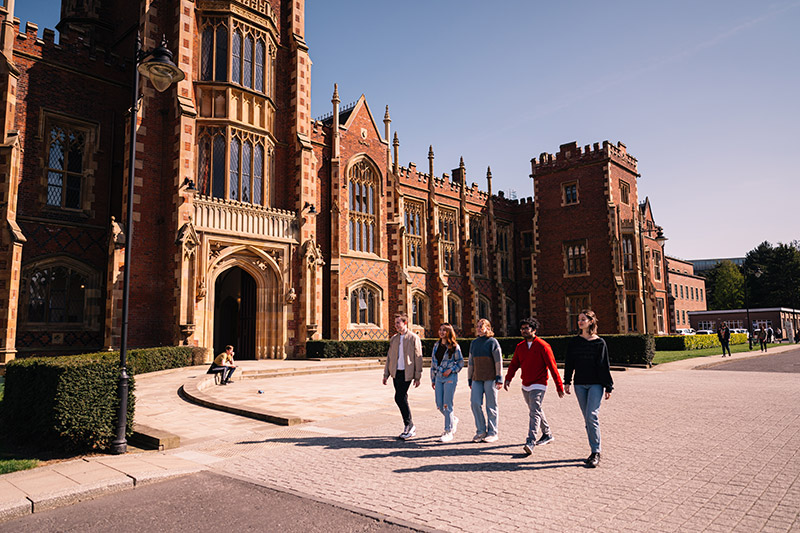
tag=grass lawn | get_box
[652,342,782,365]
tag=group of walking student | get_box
[383,310,614,468]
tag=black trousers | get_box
[721,340,731,356]
[393,373,413,427]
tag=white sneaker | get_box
[483,434,499,443]
[452,416,459,435]
[400,425,416,440]
[472,432,487,443]
[440,431,454,443]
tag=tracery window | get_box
[349,285,378,325]
[44,121,92,210]
[447,293,461,331]
[565,240,587,275]
[620,180,630,205]
[197,127,273,206]
[230,21,273,95]
[348,161,378,254]
[20,259,100,329]
[439,208,458,273]
[200,18,228,82]
[567,294,590,333]
[627,295,638,332]
[404,201,425,268]
[622,235,635,271]
[478,296,491,321]
[470,217,485,276]
[497,223,512,279]
[411,292,427,328]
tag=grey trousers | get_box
[522,388,550,445]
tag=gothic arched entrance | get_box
[214,267,257,359]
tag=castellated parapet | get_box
[14,19,128,73]
[530,140,638,176]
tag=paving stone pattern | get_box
[173,366,800,532]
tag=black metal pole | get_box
[111,34,141,455]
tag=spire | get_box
[383,105,392,170]
[428,146,435,191]
[486,166,493,196]
[392,132,399,174]
[384,105,390,122]
[332,83,340,159]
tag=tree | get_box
[742,241,800,309]
[706,260,744,310]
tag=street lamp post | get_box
[742,267,762,352]
[111,34,185,455]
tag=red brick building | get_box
[530,142,671,335]
[0,1,681,364]
[667,256,708,330]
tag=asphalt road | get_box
[0,471,419,533]
[705,345,800,373]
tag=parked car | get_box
[731,328,749,336]
[696,329,715,335]
[677,328,696,335]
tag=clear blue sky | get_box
[15,1,800,260]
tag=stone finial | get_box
[384,105,390,121]
[393,132,399,146]
[459,156,465,169]
[428,145,434,159]
[332,83,339,103]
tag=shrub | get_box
[655,333,746,351]
[0,346,194,452]
[2,353,135,451]
[305,334,655,366]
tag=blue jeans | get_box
[470,380,499,436]
[434,374,458,432]
[574,384,604,453]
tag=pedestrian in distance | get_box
[717,322,732,357]
[468,318,503,443]
[758,328,768,352]
[430,323,464,443]
[776,327,782,343]
[208,345,237,384]
[767,325,774,344]
[503,317,564,456]
[564,310,614,468]
[383,314,423,440]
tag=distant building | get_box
[667,257,708,331]
[689,308,799,341]
[691,257,745,276]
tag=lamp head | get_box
[139,37,185,92]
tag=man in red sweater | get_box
[504,317,564,455]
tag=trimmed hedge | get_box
[654,333,747,351]
[307,334,655,366]
[1,346,195,451]
[2,353,134,451]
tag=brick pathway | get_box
[170,361,800,532]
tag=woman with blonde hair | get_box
[563,309,614,468]
[468,318,503,443]
[430,323,464,442]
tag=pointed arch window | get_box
[20,258,101,330]
[405,200,425,268]
[439,208,458,273]
[198,127,272,206]
[350,285,378,325]
[411,292,428,328]
[348,160,378,254]
[447,293,462,331]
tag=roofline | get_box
[688,308,800,315]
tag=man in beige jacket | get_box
[383,314,423,439]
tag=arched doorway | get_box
[213,267,257,359]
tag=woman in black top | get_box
[563,310,613,468]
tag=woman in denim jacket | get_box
[431,323,464,442]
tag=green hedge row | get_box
[1,346,195,451]
[307,334,655,366]
[654,333,747,351]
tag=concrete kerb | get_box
[0,455,206,524]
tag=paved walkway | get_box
[2,346,800,532]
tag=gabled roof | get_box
[318,94,387,144]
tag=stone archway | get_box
[206,248,285,359]
[213,267,257,359]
